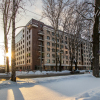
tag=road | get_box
[0,72,84,81]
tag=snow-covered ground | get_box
[0,73,100,100]
[0,70,86,76]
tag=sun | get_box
[6,52,11,58]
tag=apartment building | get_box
[15,19,92,71]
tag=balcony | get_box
[38,31,44,35]
[38,50,44,53]
[38,37,44,41]
[38,45,44,47]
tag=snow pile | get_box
[16,70,71,76]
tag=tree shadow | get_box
[0,80,35,100]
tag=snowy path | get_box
[0,73,100,100]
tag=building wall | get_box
[15,18,92,71]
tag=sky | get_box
[0,0,50,65]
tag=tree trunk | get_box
[93,0,100,77]
[55,31,57,72]
[4,34,9,73]
[11,0,16,81]
[59,51,61,71]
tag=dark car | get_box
[70,70,80,74]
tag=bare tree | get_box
[42,0,70,71]
[0,0,34,81]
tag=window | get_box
[66,61,68,64]
[52,38,55,41]
[21,41,22,44]
[57,39,59,42]
[29,35,30,39]
[29,47,30,51]
[47,30,50,34]
[29,59,30,63]
[57,44,59,47]
[19,47,20,50]
[66,51,68,54]
[52,43,55,46]
[47,53,50,57]
[19,43,20,46]
[21,46,22,49]
[52,60,55,63]
[57,49,59,52]
[29,53,30,57]
[47,42,50,46]
[52,54,55,58]
[47,59,50,63]
[29,41,30,45]
[66,56,68,59]
[27,37,28,40]
[23,50,24,53]
[23,40,24,43]
[57,34,59,37]
[47,36,50,40]
[23,30,24,33]
[23,35,24,38]
[27,42,28,46]
[27,31,28,34]
[27,48,28,51]
[52,48,55,52]
[40,24,43,28]
[65,46,68,49]
[87,63,88,65]
[65,37,67,40]
[23,56,24,59]
[52,32,54,36]
[23,61,24,64]
[27,54,28,58]
[61,45,63,49]
[27,60,28,63]
[65,41,67,44]
[47,47,50,51]
[23,45,24,48]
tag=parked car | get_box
[70,70,80,74]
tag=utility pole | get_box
[11,0,16,81]
[93,0,100,77]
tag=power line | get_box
[24,8,43,17]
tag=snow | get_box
[16,70,71,76]
[0,72,99,100]
[0,70,86,76]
